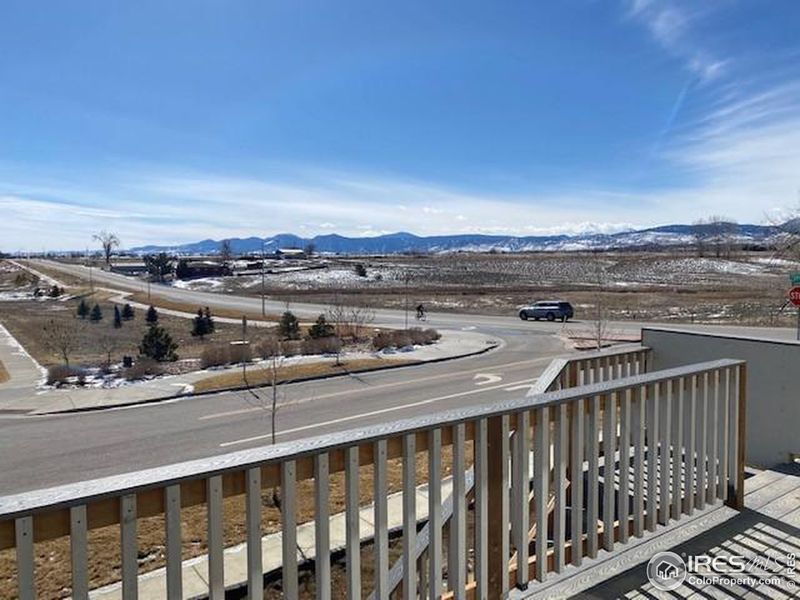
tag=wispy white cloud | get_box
[624,0,727,82]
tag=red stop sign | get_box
[790,287,800,307]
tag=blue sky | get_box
[1,1,799,250]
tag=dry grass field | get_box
[0,294,279,371]
[219,251,797,326]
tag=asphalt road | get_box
[0,260,796,495]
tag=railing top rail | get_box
[0,357,742,521]
[565,343,649,361]
[528,344,650,395]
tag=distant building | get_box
[176,260,231,279]
[110,263,148,276]
[276,248,306,259]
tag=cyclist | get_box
[415,303,426,321]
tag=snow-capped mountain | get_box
[129,223,783,255]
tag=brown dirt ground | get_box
[0,444,473,599]
[0,359,8,384]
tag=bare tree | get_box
[772,208,800,261]
[590,252,610,350]
[43,319,83,366]
[98,331,118,370]
[219,239,233,264]
[707,216,737,258]
[691,218,708,257]
[93,231,120,267]
[692,216,738,258]
[327,295,375,341]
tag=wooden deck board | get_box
[518,468,800,600]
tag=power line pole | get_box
[261,240,266,318]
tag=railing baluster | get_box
[315,453,332,600]
[475,419,489,600]
[120,493,138,600]
[165,485,183,599]
[281,460,298,599]
[697,373,708,510]
[570,398,585,565]
[720,368,730,500]
[553,403,567,573]
[428,428,443,599]
[632,385,645,538]
[732,364,746,509]
[245,468,262,599]
[534,406,550,581]
[451,423,467,598]
[513,411,530,589]
[402,433,417,600]
[374,440,389,599]
[645,383,659,532]
[15,516,34,600]
[727,366,738,504]
[618,389,631,544]
[708,370,719,503]
[70,505,89,599]
[602,393,616,550]
[207,476,224,600]
[587,396,600,559]
[685,375,697,516]
[673,378,684,520]
[345,447,361,600]
[659,380,672,525]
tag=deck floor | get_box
[523,465,800,599]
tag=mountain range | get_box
[129,223,788,255]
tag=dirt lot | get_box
[0,444,471,599]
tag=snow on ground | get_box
[171,277,225,291]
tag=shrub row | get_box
[201,335,344,369]
[372,328,441,351]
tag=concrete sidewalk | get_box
[90,477,454,599]
[0,323,46,411]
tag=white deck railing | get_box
[0,355,745,600]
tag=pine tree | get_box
[113,306,123,329]
[308,314,334,339]
[145,305,159,325]
[90,303,103,322]
[139,324,178,362]
[122,303,135,320]
[204,307,215,333]
[191,308,210,339]
[77,299,90,319]
[279,311,300,340]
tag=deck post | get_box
[487,415,508,598]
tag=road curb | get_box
[35,341,501,415]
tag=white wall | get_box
[642,327,800,468]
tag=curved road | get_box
[0,260,795,495]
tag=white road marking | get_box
[504,383,538,392]
[218,376,538,448]
[198,356,557,421]
[473,373,502,386]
